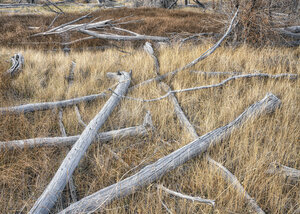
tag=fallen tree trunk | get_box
[29,71,131,214]
[59,93,280,213]
[161,82,265,213]
[266,162,300,183]
[0,112,153,151]
[79,29,169,42]
[0,91,106,115]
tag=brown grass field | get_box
[0,6,299,214]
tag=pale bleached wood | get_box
[129,9,238,91]
[58,109,67,137]
[266,162,300,183]
[79,29,169,42]
[0,91,107,115]
[59,93,280,214]
[207,157,265,214]
[157,185,215,206]
[29,71,131,214]
[0,113,152,151]
[125,73,299,103]
[161,81,265,213]
[190,70,242,76]
[5,53,24,77]
[144,42,160,76]
[74,105,87,127]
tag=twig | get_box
[58,108,67,136]
[157,184,215,206]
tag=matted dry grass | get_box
[0,43,299,213]
[0,7,224,49]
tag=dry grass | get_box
[0,7,224,49]
[0,43,299,213]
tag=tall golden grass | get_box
[0,43,299,213]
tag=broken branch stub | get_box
[59,93,280,214]
[29,71,131,214]
[266,162,300,183]
[5,53,24,78]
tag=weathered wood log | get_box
[0,91,107,115]
[66,61,76,86]
[207,157,265,214]
[157,184,215,206]
[59,93,280,213]
[161,82,265,213]
[5,53,24,78]
[29,71,131,214]
[144,42,160,76]
[266,162,300,183]
[0,112,152,150]
[74,105,87,127]
[129,9,238,91]
[275,28,300,39]
[79,29,169,42]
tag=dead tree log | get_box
[0,91,107,115]
[0,112,152,150]
[5,53,24,78]
[59,93,280,213]
[161,82,265,213]
[79,29,169,42]
[29,71,131,214]
[266,162,300,183]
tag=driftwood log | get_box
[0,91,107,115]
[29,71,131,214]
[266,162,300,183]
[5,53,24,78]
[0,110,152,150]
[58,93,280,213]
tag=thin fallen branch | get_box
[0,112,153,150]
[157,184,215,206]
[266,162,300,183]
[0,91,107,115]
[79,29,169,42]
[5,53,24,78]
[189,70,242,76]
[122,73,299,103]
[29,71,131,214]
[59,93,280,213]
[129,9,239,91]
[207,157,265,214]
